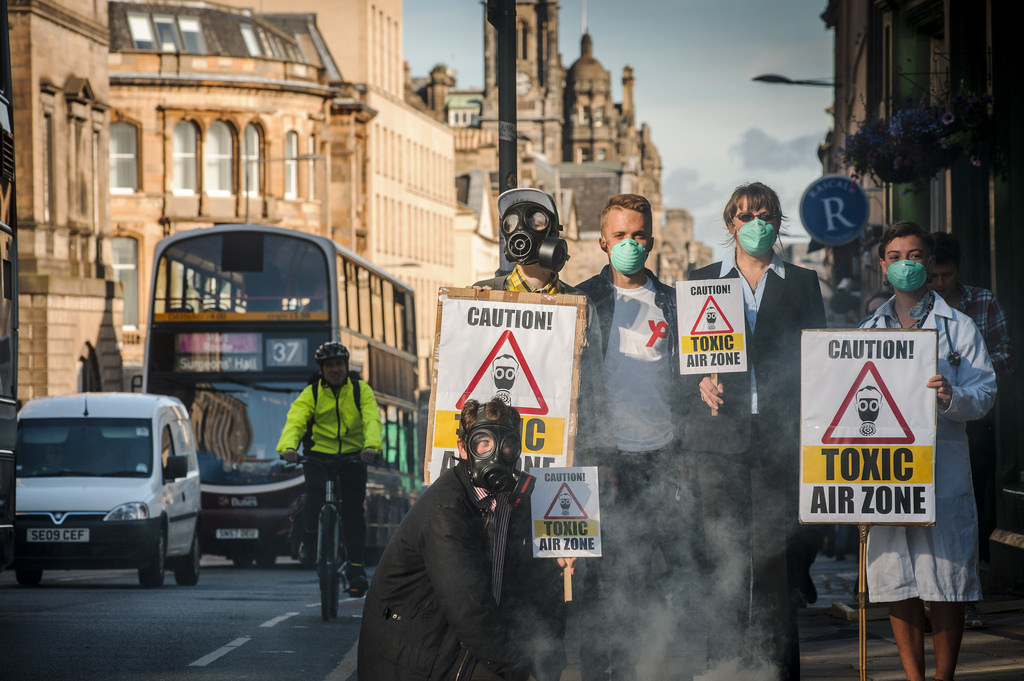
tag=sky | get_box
[402,0,835,259]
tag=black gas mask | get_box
[498,188,569,272]
[457,405,523,494]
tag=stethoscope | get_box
[869,306,961,368]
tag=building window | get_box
[177,17,206,53]
[242,123,260,196]
[204,120,233,196]
[109,122,138,193]
[127,14,157,49]
[596,148,607,161]
[240,24,261,56]
[580,106,591,125]
[152,15,180,51]
[284,130,298,199]
[172,120,198,194]
[112,236,139,327]
[307,135,316,200]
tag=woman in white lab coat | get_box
[859,221,996,681]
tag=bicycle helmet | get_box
[314,341,349,364]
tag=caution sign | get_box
[675,280,747,374]
[800,329,937,525]
[531,466,601,557]
[424,288,587,484]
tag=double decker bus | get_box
[143,224,418,567]
[0,0,20,573]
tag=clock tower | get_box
[481,0,564,164]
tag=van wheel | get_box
[174,533,201,586]
[139,530,166,587]
[15,569,43,586]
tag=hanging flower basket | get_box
[841,92,994,188]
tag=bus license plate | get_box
[28,528,90,542]
[216,528,258,539]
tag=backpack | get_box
[300,370,363,455]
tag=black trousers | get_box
[579,446,706,681]
[302,455,368,565]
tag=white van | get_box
[13,393,201,587]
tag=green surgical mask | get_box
[609,238,648,275]
[886,259,927,292]
[737,218,776,256]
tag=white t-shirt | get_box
[603,278,676,452]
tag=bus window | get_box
[381,280,396,347]
[394,288,410,354]
[345,260,359,333]
[336,254,348,327]
[358,266,372,337]
[370,275,384,342]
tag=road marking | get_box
[260,612,300,628]
[325,641,358,681]
[188,636,251,667]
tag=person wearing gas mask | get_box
[473,187,614,470]
[574,193,706,680]
[858,221,995,681]
[358,398,570,681]
[682,182,826,680]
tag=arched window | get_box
[284,130,298,199]
[172,120,198,194]
[109,122,138,193]
[204,120,233,195]
[242,123,260,196]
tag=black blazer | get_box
[679,260,826,465]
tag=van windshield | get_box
[16,419,153,478]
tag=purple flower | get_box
[941,112,955,125]
[970,155,981,167]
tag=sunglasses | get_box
[734,211,778,224]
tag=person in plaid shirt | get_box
[930,231,1015,628]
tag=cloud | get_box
[662,166,720,212]
[730,128,824,171]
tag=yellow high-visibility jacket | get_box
[276,377,382,456]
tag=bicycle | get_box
[292,454,356,621]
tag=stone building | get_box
[216,0,459,386]
[9,0,123,399]
[106,0,339,374]
[408,0,701,288]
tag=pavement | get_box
[556,554,1024,681]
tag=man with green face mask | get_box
[574,193,705,680]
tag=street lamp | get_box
[752,73,835,88]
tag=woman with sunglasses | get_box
[681,181,826,680]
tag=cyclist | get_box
[277,341,381,597]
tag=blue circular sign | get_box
[799,174,869,246]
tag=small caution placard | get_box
[800,329,937,525]
[675,280,747,374]
[424,288,588,485]
[531,466,601,558]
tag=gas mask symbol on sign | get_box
[856,386,882,436]
[491,354,520,405]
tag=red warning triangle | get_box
[821,361,915,444]
[455,329,548,415]
[543,482,589,520]
[690,296,735,335]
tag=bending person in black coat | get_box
[682,182,826,681]
[358,397,569,681]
